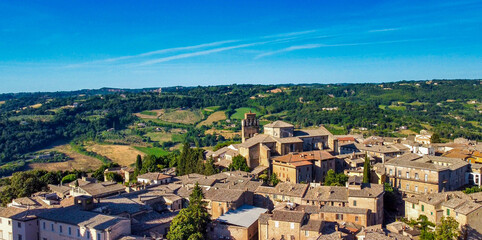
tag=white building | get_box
[38,196,131,240]
[0,207,39,240]
[137,172,173,185]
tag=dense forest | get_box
[0,80,480,165]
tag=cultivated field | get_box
[231,107,261,120]
[85,144,145,166]
[134,109,165,119]
[28,144,103,171]
[145,128,186,142]
[205,129,241,139]
[197,111,226,127]
[159,109,203,124]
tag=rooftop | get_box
[216,204,267,228]
[264,120,294,128]
[38,206,128,230]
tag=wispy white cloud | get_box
[368,28,399,32]
[137,39,286,66]
[67,27,417,67]
[255,38,436,59]
[65,40,238,68]
[255,44,324,59]
[104,40,238,62]
[262,29,318,38]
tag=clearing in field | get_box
[133,147,169,157]
[231,107,261,120]
[398,129,418,136]
[144,128,185,143]
[205,129,241,139]
[0,101,5,105]
[85,144,146,166]
[387,105,406,111]
[159,109,203,124]
[134,109,165,119]
[204,106,220,112]
[28,144,103,171]
[197,111,226,127]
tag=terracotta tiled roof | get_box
[272,151,334,163]
[271,209,306,223]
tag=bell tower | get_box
[241,111,259,142]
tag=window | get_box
[389,169,393,175]
[77,229,80,237]
[42,222,46,230]
[406,184,409,190]
[415,186,418,192]
[406,172,410,179]
[17,222,21,228]
[355,216,359,221]
[87,231,90,239]
[353,200,357,206]
[51,223,54,232]
[59,225,62,233]
[8,220,11,225]
[431,212,433,215]
[305,230,309,237]
[398,170,401,177]
[447,209,450,216]
[424,187,428,193]
[336,214,343,220]
[290,223,295,229]
[412,203,415,209]
[415,173,419,180]
[17,234,22,240]
[424,174,428,182]
[275,221,279,228]
[68,227,71,235]
[97,233,101,240]
[422,205,424,212]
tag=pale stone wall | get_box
[260,219,302,240]
[0,217,13,240]
[38,218,130,240]
[319,211,369,227]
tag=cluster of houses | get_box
[1,113,481,239]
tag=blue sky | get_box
[1,0,481,93]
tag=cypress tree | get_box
[363,154,371,183]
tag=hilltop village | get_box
[1,112,482,240]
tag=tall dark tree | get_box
[167,183,211,240]
[363,155,371,184]
[135,154,143,172]
[203,158,217,176]
[430,133,442,143]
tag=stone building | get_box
[271,151,336,183]
[301,179,385,226]
[258,208,323,240]
[385,153,470,195]
[405,191,482,235]
[242,111,259,142]
[238,113,334,169]
[207,204,267,240]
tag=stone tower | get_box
[241,111,259,142]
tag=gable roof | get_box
[237,134,277,148]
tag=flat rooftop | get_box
[216,204,267,228]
